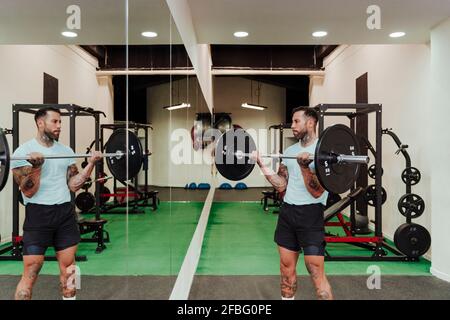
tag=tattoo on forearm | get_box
[301,167,324,197]
[267,164,288,191]
[67,164,88,191]
[308,176,321,191]
[67,164,79,181]
[12,166,42,195]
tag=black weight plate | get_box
[368,164,383,179]
[398,193,425,219]
[215,129,256,181]
[100,186,110,206]
[394,223,431,257]
[315,124,361,194]
[0,128,10,193]
[75,192,95,212]
[105,129,143,182]
[401,167,421,185]
[363,184,387,207]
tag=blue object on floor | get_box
[219,183,233,190]
[188,182,197,190]
[198,183,211,190]
[235,182,248,190]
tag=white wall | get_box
[147,77,212,187]
[0,45,113,244]
[147,76,286,187]
[429,18,450,282]
[310,44,432,257]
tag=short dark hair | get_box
[34,107,61,123]
[291,106,318,124]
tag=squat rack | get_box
[315,103,411,261]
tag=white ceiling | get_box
[0,0,449,45]
[0,0,182,44]
[188,0,450,44]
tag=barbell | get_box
[215,124,370,194]
[0,128,144,192]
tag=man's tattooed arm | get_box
[67,159,97,192]
[300,166,325,198]
[12,166,42,198]
[259,163,289,193]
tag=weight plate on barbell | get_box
[105,129,143,182]
[398,193,425,219]
[0,129,11,193]
[315,124,362,194]
[394,223,431,257]
[215,129,256,181]
[363,184,387,207]
[401,167,421,186]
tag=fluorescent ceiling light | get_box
[241,103,267,111]
[163,103,191,111]
[389,32,405,38]
[141,31,158,38]
[312,31,327,38]
[234,31,249,38]
[61,31,78,38]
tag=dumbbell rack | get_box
[382,129,430,258]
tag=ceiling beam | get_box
[165,0,214,113]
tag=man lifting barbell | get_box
[10,107,102,300]
[214,107,368,299]
[252,107,334,300]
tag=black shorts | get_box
[22,202,80,255]
[274,202,326,255]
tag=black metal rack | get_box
[314,103,413,261]
[0,104,105,261]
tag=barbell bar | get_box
[0,128,145,192]
[2,151,125,161]
[215,124,369,194]
[234,150,369,164]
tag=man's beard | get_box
[43,129,59,142]
[294,128,307,140]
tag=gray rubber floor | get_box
[1,275,449,300]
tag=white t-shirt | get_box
[282,140,328,206]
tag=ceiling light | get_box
[141,31,158,38]
[312,31,327,38]
[241,103,267,111]
[389,32,405,38]
[61,31,78,38]
[234,31,249,38]
[163,103,191,111]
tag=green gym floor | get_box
[0,189,448,300]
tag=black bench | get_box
[261,189,283,212]
[78,218,109,254]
